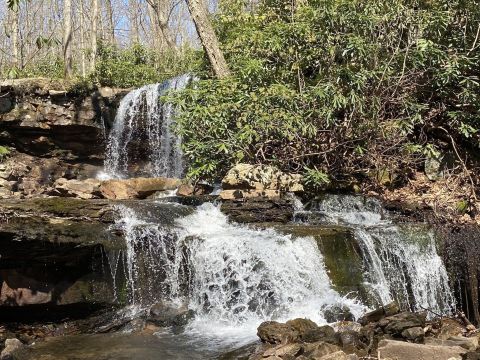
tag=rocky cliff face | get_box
[0,78,127,161]
[0,78,127,199]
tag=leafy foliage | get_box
[90,43,201,88]
[173,0,480,187]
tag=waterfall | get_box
[103,74,192,179]
[295,195,455,316]
[113,202,365,339]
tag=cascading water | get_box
[294,195,456,316]
[103,74,192,179]
[113,201,365,342]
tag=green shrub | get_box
[173,0,480,183]
[90,43,201,88]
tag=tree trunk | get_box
[80,0,87,77]
[146,0,177,52]
[186,0,230,78]
[11,5,19,69]
[91,0,99,72]
[129,0,140,44]
[63,0,73,78]
[105,0,115,43]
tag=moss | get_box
[0,146,10,161]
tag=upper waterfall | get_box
[103,74,192,179]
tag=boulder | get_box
[324,305,354,323]
[219,189,281,200]
[52,178,103,199]
[176,183,213,197]
[147,301,194,328]
[263,343,303,358]
[221,164,303,193]
[221,197,294,223]
[358,301,399,325]
[381,311,426,336]
[377,339,467,360]
[401,326,425,342]
[100,177,181,200]
[257,321,299,344]
[0,338,25,360]
[303,342,341,358]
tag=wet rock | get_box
[378,339,467,360]
[401,326,424,342]
[332,322,362,334]
[176,183,213,197]
[147,301,194,328]
[300,325,338,344]
[357,301,399,325]
[222,163,303,193]
[100,177,181,200]
[257,321,299,344]
[324,305,354,323]
[286,318,318,335]
[0,338,25,360]
[221,197,294,223]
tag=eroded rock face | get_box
[0,198,122,309]
[0,78,127,162]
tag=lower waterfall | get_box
[113,202,365,342]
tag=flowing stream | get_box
[62,78,458,359]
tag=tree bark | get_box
[186,0,230,78]
[105,0,115,43]
[91,0,99,72]
[63,0,73,78]
[146,0,177,52]
[80,0,87,77]
[11,5,19,69]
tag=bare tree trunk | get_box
[63,0,73,78]
[80,0,87,77]
[91,0,99,72]
[186,0,230,78]
[146,0,176,51]
[129,0,140,44]
[11,5,19,69]
[105,0,115,43]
